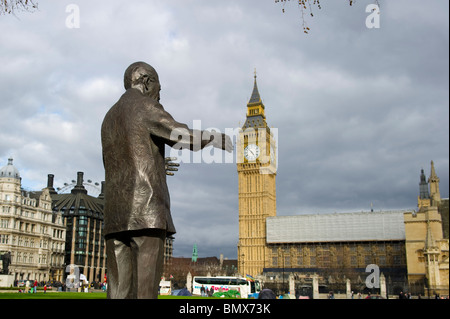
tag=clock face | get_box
[270,146,275,163]
[244,144,260,161]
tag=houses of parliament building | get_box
[237,74,448,295]
[1,73,448,296]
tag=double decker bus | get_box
[192,276,261,298]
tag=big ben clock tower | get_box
[237,72,277,278]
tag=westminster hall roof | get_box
[266,210,408,244]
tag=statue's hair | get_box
[124,61,157,90]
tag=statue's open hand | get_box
[223,134,233,153]
[165,157,180,176]
[210,130,233,153]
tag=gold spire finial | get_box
[254,68,257,79]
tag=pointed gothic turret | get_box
[243,70,267,129]
[428,160,441,206]
[248,72,262,104]
[429,160,439,182]
[406,161,448,297]
[425,221,436,250]
[419,169,430,200]
[192,243,198,263]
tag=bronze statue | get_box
[101,61,232,299]
[1,251,11,275]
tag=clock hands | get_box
[244,144,260,161]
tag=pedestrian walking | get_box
[33,280,37,293]
[200,285,206,297]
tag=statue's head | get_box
[124,61,161,101]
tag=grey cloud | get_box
[0,0,447,259]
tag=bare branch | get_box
[275,0,379,33]
[1,0,38,15]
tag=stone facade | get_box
[237,74,277,277]
[235,75,449,297]
[1,160,176,286]
[0,159,66,283]
[404,161,449,296]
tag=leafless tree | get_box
[1,0,38,15]
[275,0,380,33]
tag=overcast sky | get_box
[1,0,448,259]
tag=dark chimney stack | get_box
[71,171,87,194]
[98,181,105,199]
[47,174,57,194]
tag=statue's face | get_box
[132,65,161,102]
[145,71,161,102]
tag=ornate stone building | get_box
[1,159,175,286]
[237,73,277,277]
[0,158,66,283]
[235,74,448,296]
[264,211,408,294]
[404,161,449,296]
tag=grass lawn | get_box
[0,291,224,299]
[0,292,107,299]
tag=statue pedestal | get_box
[289,273,295,296]
[312,274,319,299]
[0,274,14,287]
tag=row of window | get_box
[1,205,60,223]
[0,218,64,237]
[270,243,404,255]
[271,254,404,268]
[0,234,64,251]
[2,194,49,207]
[64,208,102,219]
[2,250,64,266]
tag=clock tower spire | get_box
[237,71,277,278]
[243,70,267,129]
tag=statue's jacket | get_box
[101,88,199,236]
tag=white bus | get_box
[192,276,261,298]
